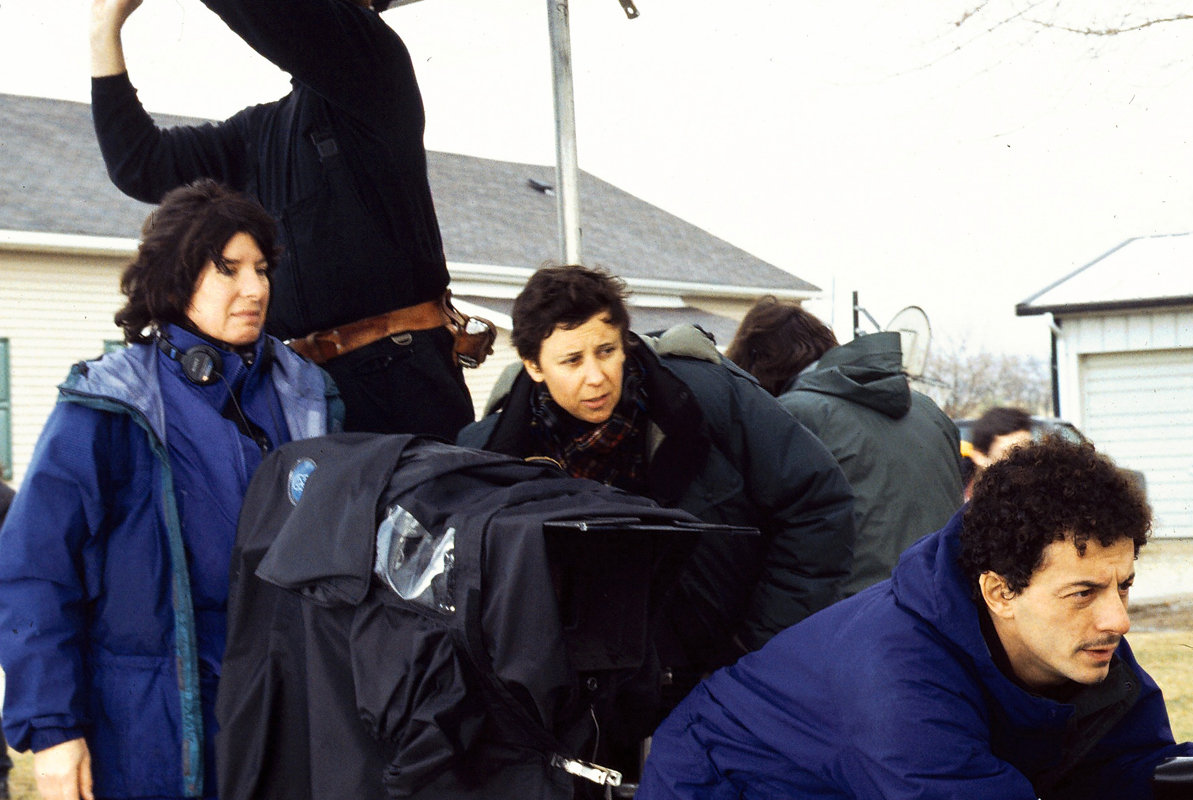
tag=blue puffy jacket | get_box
[639,512,1193,799]
[0,333,341,798]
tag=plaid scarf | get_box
[530,354,648,493]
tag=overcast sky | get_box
[3,0,1192,358]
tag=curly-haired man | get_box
[638,436,1192,800]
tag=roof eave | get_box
[1016,296,1193,317]
[0,229,138,257]
[447,261,819,301]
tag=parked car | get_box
[955,415,1147,497]
[954,416,1084,450]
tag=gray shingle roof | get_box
[1,91,814,292]
[0,93,166,238]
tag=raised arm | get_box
[89,0,251,203]
[641,636,1041,800]
[89,0,143,77]
[198,0,422,129]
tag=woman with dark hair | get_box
[460,266,855,709]
[0,179,342,800]
[724,295,838,396]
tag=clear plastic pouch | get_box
[374,503,456,614]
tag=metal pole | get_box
[547,0,582,264]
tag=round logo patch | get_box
[288,458,317,506]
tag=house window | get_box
[0,339,11,480]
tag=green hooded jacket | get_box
[779,331,963,596]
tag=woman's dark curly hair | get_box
[725,296,838,397]
[511,265,630,362]
[959,435,1150,598]
[114,179,280,344]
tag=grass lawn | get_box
[5,631,1191,799]
[1130,630,1193,743]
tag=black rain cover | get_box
[216,433,748,799]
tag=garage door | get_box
[1080,348,1193,539]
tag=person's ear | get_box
[979,571,1017,619]
[523,358,545,383]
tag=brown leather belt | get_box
[285,291,495,368]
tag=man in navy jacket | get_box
[639,436,1192,799]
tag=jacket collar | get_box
[59,341,168,443]
[891,514,1141,728]
[481,332,710,506]
[58,331,332,445]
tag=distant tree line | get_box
[915,336,1051,419]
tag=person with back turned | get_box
[727,296,963,595]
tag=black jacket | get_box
[91,0,447,340]
[459,327,856,676]
[217,433,728,799]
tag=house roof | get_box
[0,93,166,239]
[0,91,815,296]
[1017,233,1193,317]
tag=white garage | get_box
[1018,233,1193,539]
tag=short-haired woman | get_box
[460,265,855,706]
[0,179,342,800]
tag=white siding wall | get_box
[1055,309,1193,426]
[1079,349,1193,539]
[1054,307,1193,538]
[0,249,130,485]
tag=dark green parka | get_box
[778,331,963,596]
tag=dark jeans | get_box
[0,716,11,775]
[323,327,474,440]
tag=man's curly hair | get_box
[958,436,1150,598]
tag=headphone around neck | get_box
[153,328,278,455]
[155,328,272,387]
[155,330,223,386]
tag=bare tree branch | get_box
[1031,14,1193,36]
[916,336,1050,419]
[953,1,1193,38]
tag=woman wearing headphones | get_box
[0,179,343,800]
